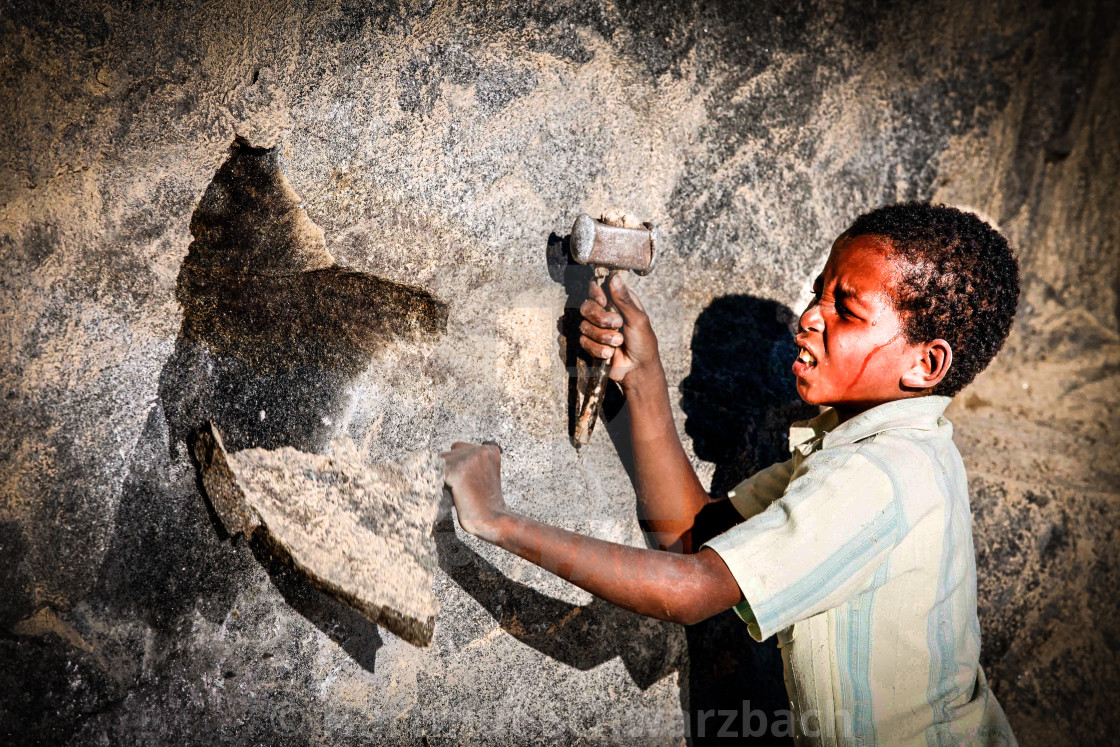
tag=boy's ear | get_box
[900,339,952,391]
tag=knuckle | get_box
[580,338,605,357]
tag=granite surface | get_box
[1,0,1117,743]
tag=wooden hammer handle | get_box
[573,267,619,446]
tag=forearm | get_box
[483,510,739,625]
[623,363,712,552]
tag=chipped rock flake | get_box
[193,423,444,646]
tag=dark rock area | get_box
[1,0,1117,743]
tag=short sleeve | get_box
[725,458,796,521]
[702,445,903,642]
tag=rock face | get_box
[1,0,1117,744]
[193,424,444,647]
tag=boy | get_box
[443,203,1019,744]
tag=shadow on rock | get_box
[434,517,682,690]
[678,294,815,744]
[546,231,596,443]
[254,540,383,673]
[164,135,447,454]
[92,137,447,675]
[545,229,812,740]
[680,295,815,499]
[597,294,813,744]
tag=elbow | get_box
[656,550,739,626]
[655,578,721,626]
[669,605,714,627]
[661,594,723,626]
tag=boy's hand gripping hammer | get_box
[569,213,659,446]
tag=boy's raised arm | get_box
[578,275,714,553]
[442,442,742,625]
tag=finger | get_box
[579,299,623,329]
[580,336,617,360]
[588,279,608,307]
[609,274,646,313]
[439,453,466,477]
[579,320,624,346]
[480,440,502,455]
[606,358,632,382]
[440,442,476,463]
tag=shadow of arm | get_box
[435,518,682,689]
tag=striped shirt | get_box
[703,396,1016,745]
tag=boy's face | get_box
[793,234,934,419]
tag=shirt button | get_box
[937,417,947,426]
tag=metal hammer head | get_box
[570,214,658,275]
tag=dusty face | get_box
[793,234,926,420]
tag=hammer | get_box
[569,213,659,446]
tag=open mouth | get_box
[796,346,817,367]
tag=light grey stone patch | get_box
[193,423,444,647]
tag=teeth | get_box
[798,348,817,366]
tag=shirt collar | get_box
[788,396,953,454]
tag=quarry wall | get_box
[2,0,1118,743]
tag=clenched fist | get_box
[578,274,661,387]
[441,441,508,543]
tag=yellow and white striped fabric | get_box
[703,396,1016,745]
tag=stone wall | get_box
[2,0,1117,743]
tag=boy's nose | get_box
[798,302,824,334]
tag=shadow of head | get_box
[680,295,816,498]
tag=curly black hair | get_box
[844,202,1020,396]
